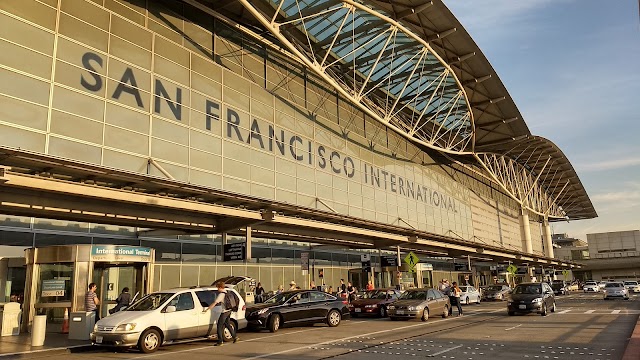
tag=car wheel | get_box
[551,302,556,313]
[540,304,547,316]
[268,314,281,333]
[421,309,429,322]
[327,310,341,327]
[138,328,161,353]
[379,306,386,318]
[476,296,481,304]
[442,305,449,318]
[223,320,237,342]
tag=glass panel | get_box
[36,263,73,304]
[181,242,218,263]
[140,240,181,263]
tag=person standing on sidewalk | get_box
[85,283,100,321]
[452,282,463,316]
[204,281,238,346]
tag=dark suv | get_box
[507,282,556,316]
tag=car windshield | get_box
[127,293,173,311]
[605,283,623,288]
[263,292,294,305]
[400,291,427,300]
[513,285,542,295]
[361,290,387,299]
[585,282,597,285]
[624,281,638,285]
[486,286,504,291]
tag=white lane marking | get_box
[428,345,463,357]
[585,310,595,314]
[558,309,571,314]
[611,310,621,314]
[504,324,522,331]
[239,309,505,360]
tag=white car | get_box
[458,286,481,305]
[583,281,599,293]
[603,282,629,300]
[91,287,247,353]
[623,281,640,293]
[597,281,607,290]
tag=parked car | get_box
[482,285,511,301]
[597,281,607,290]
[245,290,349,332]
[603,282,629,300]
[458,285,481,304]
[583,281,599,293]
[91,286,247,353]
[623,281,640,293]
[349,288,401,317]
[387,288,450,321]
[550,280,568,295]
[507,282,556,316]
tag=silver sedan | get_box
[603,282,629,300]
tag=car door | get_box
[195,290,221,337]
[163,291,200,340]
[426,289,442,315]
[542,284,554,308]
[281,292,312,324]
[307,291,331,320]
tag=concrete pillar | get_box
[542,219,554,258]
[221,232,228,245]
[245,226,252,260]
[519,208,533,254]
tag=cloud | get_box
[577,156,640,172]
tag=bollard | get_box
[31,315,46,346]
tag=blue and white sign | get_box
[91,246,152,262]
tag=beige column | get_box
[245,226,252,260]
[542,218,554,258]
[520,207,533,254]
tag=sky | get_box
[444,0,640,241]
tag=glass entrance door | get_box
[93,263,146,318]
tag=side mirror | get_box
[165,305,177,313]
[427,297,433,301]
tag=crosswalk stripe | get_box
[612,310,621,314]
[558,309,571,314]
[585,310,595,314]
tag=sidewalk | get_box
[0,332,91,357]
[623,314,640,360]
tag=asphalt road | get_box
[10,292,640,360]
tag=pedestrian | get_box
[366,280,374,290]
[310,280,316,290]
[85,283,100,321]
[203,281,238,346]
[289,281,297,291]
[347,282,356,302]
[255,282,265,303]
[339,279,347,299]
[109,287,131,314]
[276,284,284,294]
[327,286,334,294]
[452,281,463,316]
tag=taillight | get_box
[242,305,246,311]
[342,300,348,304]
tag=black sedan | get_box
[245,290,350,332]
[508,282,556,316]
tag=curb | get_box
[0,344,94,358]
[622,315,640,360]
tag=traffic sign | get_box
[506,264,517,274]
[562,270,570,279]
[404,252,419,270]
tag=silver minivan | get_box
[91,286,246,353]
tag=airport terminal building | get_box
[0,0,596,329]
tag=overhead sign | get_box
[454,262,468,271]
[223,242,246,261]
[381,255,398,267]
[516,266,528,275]
[301,252,309,271]
[41,280,66,297]
[360,254,371,262]
[91,246,152,262]
[362,260,371,273]
[506,264,518,275]
[404,252,419,273]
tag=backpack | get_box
[223,290,239,312]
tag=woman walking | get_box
[452,282,463,316]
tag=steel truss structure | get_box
[230,0,594,221]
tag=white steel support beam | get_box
[542,218,554,258]
[520,207,533,254]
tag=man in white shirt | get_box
[204,281,238,346]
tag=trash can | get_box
[31,314,46,346]
[0,302,22,336]
[68,311,95,340]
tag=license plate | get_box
[396,310,405,315]
[96,336,103,344]
[518,305,527,309]
[355,308,362,312]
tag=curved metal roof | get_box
[185,0,596,220]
